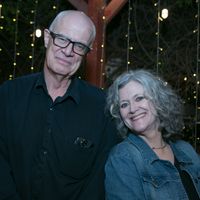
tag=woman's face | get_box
[119,80,159,135]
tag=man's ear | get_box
[44,29,50,48]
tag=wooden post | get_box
[67,0,128,87]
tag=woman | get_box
[105,69,200,200]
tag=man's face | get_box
[44,15,92,78]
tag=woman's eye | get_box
[120,103,128,108]
[135,96,144,102]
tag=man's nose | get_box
[62,43,74,56]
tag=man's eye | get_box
[74,43,85,50]
[57,37,67,43]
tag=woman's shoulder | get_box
[109,137,142,159]
[173,140,196,151]
[172,140,200,160]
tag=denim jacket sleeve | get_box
[105,144,145,200]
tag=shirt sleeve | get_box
[0,83,21,200]
[104,146,144,200]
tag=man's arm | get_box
[80,114,120,200]
[0,83,21,200]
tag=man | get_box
[0,10,118,200]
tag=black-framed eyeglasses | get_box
[49,31,91,56]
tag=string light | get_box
[194,0,200,150]
[13,4,20,79]
[126,0,131,71]
[99,8,106,89]
[30,0,38,72]
[0,4,2,18]
[155,1,169,73]
[155,1,160,73]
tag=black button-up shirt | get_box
[0,72,119,200]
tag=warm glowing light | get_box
[193,29,198,33]
[184,77,187,81]
[161,8,168,19]
[35,28,42,38]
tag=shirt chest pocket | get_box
[142,174,182,199]
[142,175,178,188]
[55,136,96,179]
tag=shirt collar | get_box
[34,72,81,104]
[66,77,81,104]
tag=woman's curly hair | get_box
[106,69,184,139]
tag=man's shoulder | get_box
[1,73,41,87]
[77,78,105,91]
[0,73,42,97]
[75,78,106,99]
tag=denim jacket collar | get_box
[170,141,193,164]
[126,133,193,165]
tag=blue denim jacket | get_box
[105,134,200,200]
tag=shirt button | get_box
[50,107,53,111]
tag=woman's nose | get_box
[129,101,137,113]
